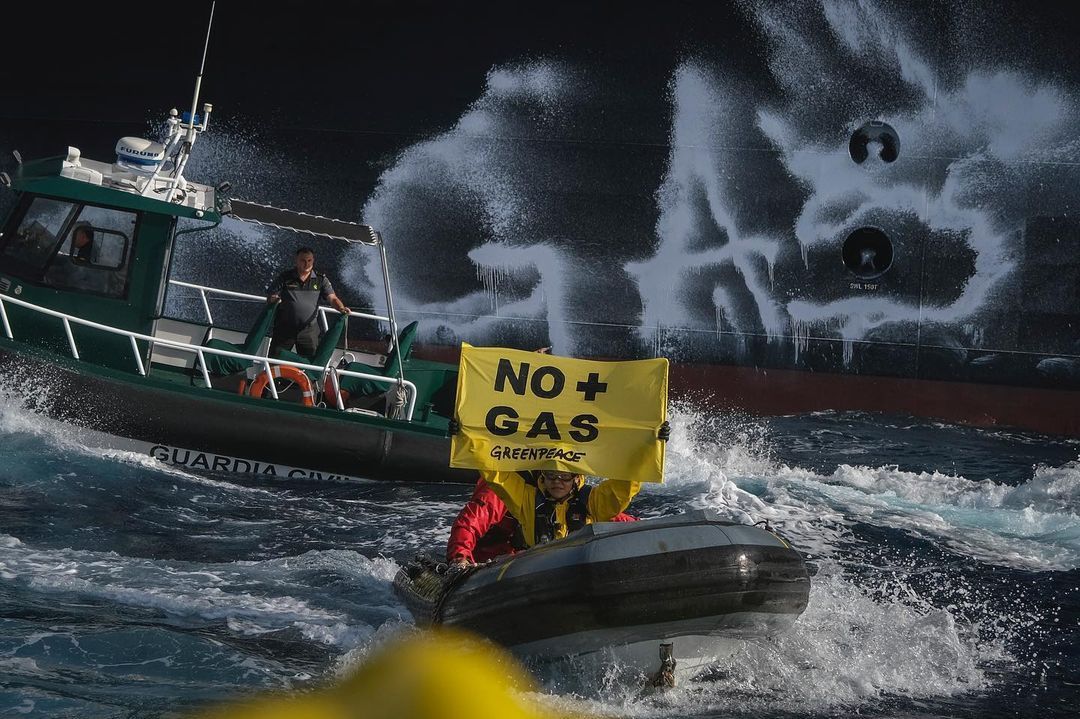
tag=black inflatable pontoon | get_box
[394,509,810,661]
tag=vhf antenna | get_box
[164,1,216,200]
[186,0,216,143]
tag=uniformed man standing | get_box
[266,247,351,358]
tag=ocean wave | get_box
[656,402,1080,571]
[773,463,1080,570]
[0,537,406,650]
[531,562,1012,716]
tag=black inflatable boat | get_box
[394,509,810,675]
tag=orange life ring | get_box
[323,374,350,407]
[245,365,315,407]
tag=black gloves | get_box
[448,418,460,435]
[658,421,671,441]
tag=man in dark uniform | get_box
[266,247,351,358]
[71,223,94,264]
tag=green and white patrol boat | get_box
[0,62,466,483]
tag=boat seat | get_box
[273,313,348,382]
[201,302,278,376]
[337,321,418,398]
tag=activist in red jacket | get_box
[447,476,638,565]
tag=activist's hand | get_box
[448,418,460,435]
[450,557,473,568]
[658,421,671,441]
[534,346,551,354]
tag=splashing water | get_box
[0,375,1076,717]
[346,61,584,354]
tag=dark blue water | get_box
[1,387,1077,717]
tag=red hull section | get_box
[409,343,1080,438]
[668,364,1080,438]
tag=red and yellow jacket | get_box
[447,476,638,563]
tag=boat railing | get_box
[0,293,417,420]
[167,279,389,333]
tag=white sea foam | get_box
[655,402,1080,571]
[0,537,406,651]
[99,448,276,494]
[649,403,855,560]
[331,619,418,678]
[0,374,274,494]
[530,559,1011,715]
[0,369,74,444]
[770,463,1080,571]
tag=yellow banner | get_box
[450,344,668,483]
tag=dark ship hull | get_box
[4,2,1079,437]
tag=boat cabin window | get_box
[43,206,136,297]
[0,196,76,272]
[0,196,137,299]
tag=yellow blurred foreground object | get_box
[195,628,582,719]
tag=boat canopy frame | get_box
[215,198,408,391]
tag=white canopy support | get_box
[210,201,407,391]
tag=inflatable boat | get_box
[394,509,810,680]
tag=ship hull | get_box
[667,363,1080,438]
[412,345,1080,437]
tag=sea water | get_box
[1,382,1077,718]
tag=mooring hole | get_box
[842,226,893,279]
[849,120,900,164]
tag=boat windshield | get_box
[0,196,74,271]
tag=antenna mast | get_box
[162,1,216,201]
[187,0,216,143]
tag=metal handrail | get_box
[0,293,417,420]
[167,279,391,326]
[166,278,408,399]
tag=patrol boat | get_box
[0,59,467,483]
[393,510,811,683]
